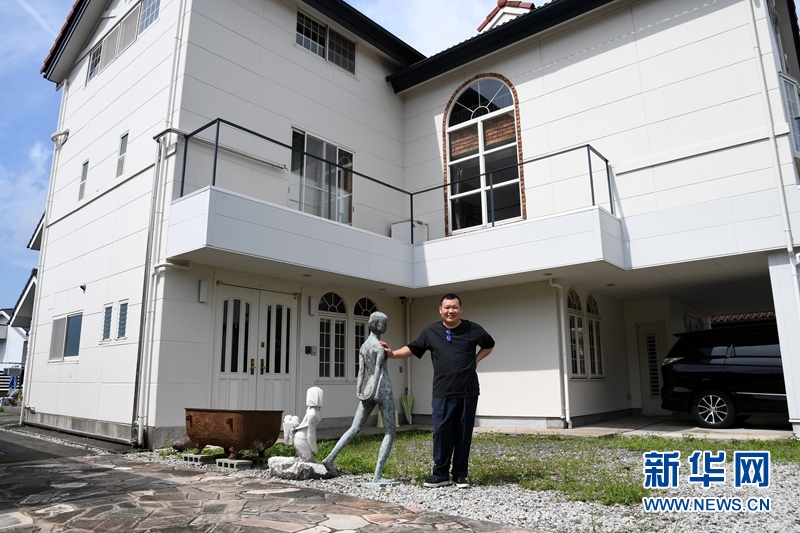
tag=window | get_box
[102,305,113,341]
[318,292,347,379]
[79,161,88,200]
[586,295,603,377]
[567,290,603,378]
[85,1,158,84]
[290,129,353,224]
[139,0,161,33]
[296,12,356,74]
[446,78,521,232]
[117,301,128,338]
[50,313,83,360]
[354,297,378,375]
[117,133,128,177]
[781,74,800,154]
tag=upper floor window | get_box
[117,133,128,177]
[290,129,353,225]
[79,161,88,200]
[446,77,522,233]
[296,12,356,75]
[781,74,800,156]
[318,292,347,379]
[118,301,129,338]
[102,305,113,341]
[86,0,160,84]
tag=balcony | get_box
[165,119,623,288]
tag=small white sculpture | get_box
[291,387,323,462]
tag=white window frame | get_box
[78,160,88,200]
[50,313,83,361]
[567,290,604,379]
[290,129,354,225]
[102,304,113,341]
[117,133,129,177]
[318,292,347,380]
[446,79,522,234]
[780,73,800,158]
[85,0,158,84]
[295,12,357,75]
[117,300,129,339]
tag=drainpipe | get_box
[20,78,70,425]
[745,0,800,428]
[131,0,189,447]
[550,279,572,429]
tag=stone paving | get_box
[0,454,542,533]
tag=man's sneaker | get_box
[454,477,470,488]
[423,478,452,488]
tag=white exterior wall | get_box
[175,0,410,236]
[400,0,800,257]
[27,0,181,433]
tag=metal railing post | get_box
[212,119,221,187]
[606,159,614,215]
[410,194,415,245]
[587,145,595,207]
[181,134,189,197]
[489,172,495,227]
[327,161,333,220]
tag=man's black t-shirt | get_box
[407,320,495,399]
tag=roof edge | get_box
[299,0,425,67]
[387,0,616,93]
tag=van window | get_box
[673,333,729,357]
[733,334,780,357]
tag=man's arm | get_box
[476,347,493,364]
[380,341,414,359]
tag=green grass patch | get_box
[313,429,800,506]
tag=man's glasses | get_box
[446,328,451,342]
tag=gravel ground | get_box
[128,448,800,533]
[3,424,799,533]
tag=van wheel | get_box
[693,390,736,429]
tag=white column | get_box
[768,251,800,435]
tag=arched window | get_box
[566,289,585,376]
[353,297,378,375]
[318,292,346,378]
[586,295,603,377]
[446,77,522,232]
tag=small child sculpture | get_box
[292,386,323,461]
[322,311,397,486]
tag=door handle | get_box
[260,358,265,374]
[250,358,255,375]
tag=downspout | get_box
[131,0,189,447]
[550,279,572,429]
[21,78,70,424]
[745,0,800,427]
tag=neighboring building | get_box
[1,302,30,394]
[25,0,800,447]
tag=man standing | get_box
[382,294,494,488]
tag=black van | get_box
[660,324,787,428]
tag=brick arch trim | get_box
[440,73,526,236]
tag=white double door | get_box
[212,286,296,414]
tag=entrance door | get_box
[637,321,671,415]
[212,287,296,415]
[256,294,296,412]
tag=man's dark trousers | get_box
[431,396,479,481]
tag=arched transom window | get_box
[318,292,346,378]
[566,290,603,378]
[353,297,378,375]
[446,77,522,232]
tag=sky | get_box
[1,0,798,307]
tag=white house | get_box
[24,0,800,447]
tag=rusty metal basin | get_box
[185,408,283,459]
